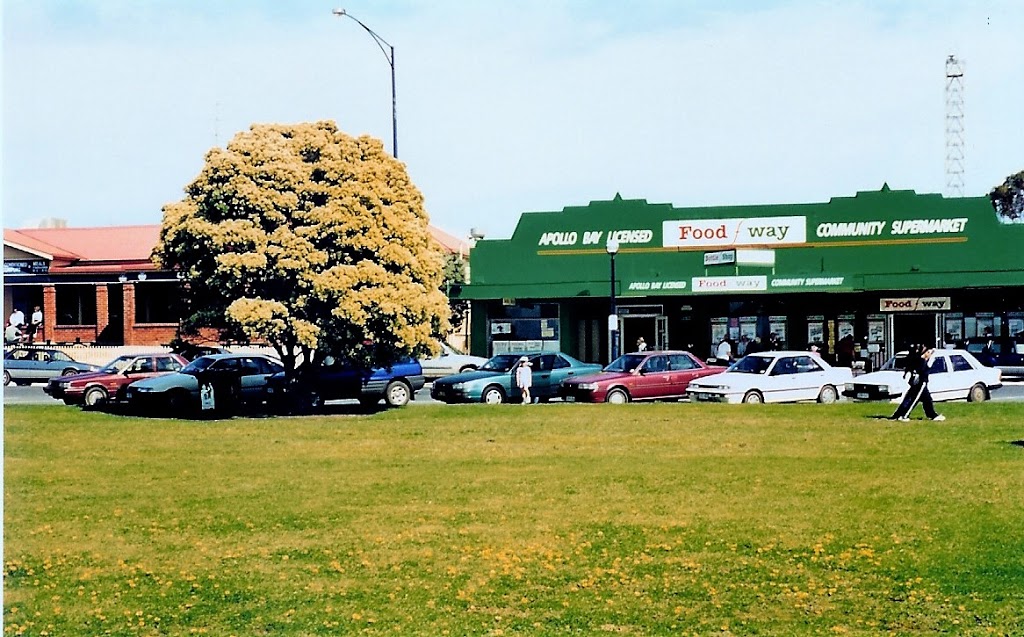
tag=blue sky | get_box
[3,0,1022,240]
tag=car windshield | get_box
[604,354,647,373]
[479,355,523,372]
[180,356,218,375]
[100,355,138,374]
[880,354,908,371]
[728,355,773,374]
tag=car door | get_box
[946,353,978,399]
[633,355,672,399]
[924,355,954,400]
[529,355,556,399]
[238,357,275,401]
[766,356,802,402]
[790,355,832,401]
[34,350,59,380]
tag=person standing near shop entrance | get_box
[28,306,43,343]
[889,344,945,422]
[716,337,732,362]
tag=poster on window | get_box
[807,322,824,344]
[769,316,786,344]
[944,319,963,343]
[868,320,885,343]
[838,321,854,340]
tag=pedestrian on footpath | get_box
[889,344,945,422]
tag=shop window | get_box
[134,282,180,324]
[55,285,97,325]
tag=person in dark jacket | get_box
[889,344,945,422]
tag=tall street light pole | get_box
[607,237,620,363]
[332,8,398,158]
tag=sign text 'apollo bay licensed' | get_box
[537,229,653,247]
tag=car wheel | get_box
[605,388,630,404]
[3,371,10,386]
[83,386,108,408]
[967,383,988,403]
[817,385,839,404]
[61,368,79,376]
[384,381,411,407]
[481,386,505,405]
[742,390,764,404]
[458,365,478,373]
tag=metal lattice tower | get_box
[945,55,965,197]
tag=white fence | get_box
[45,344,280,366]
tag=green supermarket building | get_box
[459,185,1024,370]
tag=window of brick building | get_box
[55,285,97,325]
[134,282,180,324]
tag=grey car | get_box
[124,353,284,414]
[3,347,100,385]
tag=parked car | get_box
[3,347,100,385]
[560,350,721,403]
[688,350,853,404]
[842,348,1002,403]
[44,352,190,407]
[265,357,425,410]
[431,352,602,404]
[124,353,284,415]
[965,337,1024,377]
[418,342,489,380]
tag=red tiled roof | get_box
[428,225,470,256]
[5,222,467,272]
[6,226,160,262]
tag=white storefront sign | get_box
[879,297,951,312]
[703,250,736,266]
[692,276,768,293]
[664,216,806,248]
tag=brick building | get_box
[4,224,468,347]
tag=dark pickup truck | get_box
[265,357,425,411]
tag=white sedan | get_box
[688,350,853,404]
[842,349,1002,403]
[418,342,489,380]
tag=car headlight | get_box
[133,386,156,393]
[845,383,855,392]
[452,383,465,391]
[578,382,598,391]
[878,385,889,394]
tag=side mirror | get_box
[630,368,641,375]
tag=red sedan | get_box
[559,350,722,403]
[44,352,189,407]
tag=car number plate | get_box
[564,395,575,402]
[856,392,869,399]
[698,393,710,400]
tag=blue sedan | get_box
[3,347,100,385]
[431,352,602,404]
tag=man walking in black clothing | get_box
[890,344,945,422]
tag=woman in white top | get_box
[515,356,533,404]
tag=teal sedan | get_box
[431,352,602,404]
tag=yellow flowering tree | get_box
[154,121,450,376]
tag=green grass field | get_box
[4,402,1023,636]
